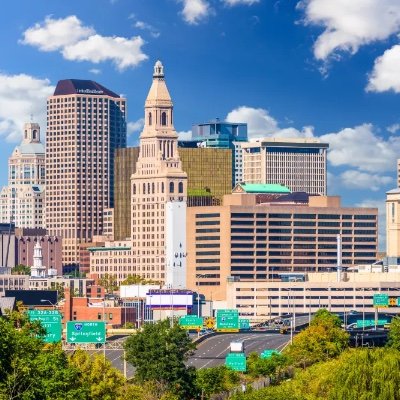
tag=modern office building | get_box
[386,187,400,258]
[114,147,140,241]
[45,79,126,265]
[242,138,328,195]
[179,147,232,206]
[181,119,248,186]
[0,223,16,268]
[186,188,378,301]
[0,122,45,229]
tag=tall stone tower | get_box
[131,61,187,285]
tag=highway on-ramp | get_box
[188,332,290,369]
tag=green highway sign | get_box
[397,298,400,307]
[373,293,389,307]
[260,349,280,359]
[27,310,62,343]
[66,321,106,344]
[356,319,388,328]
[239,319,250,330]
[216,309,239,332]
[225,353,246,372]
[179,315,203,329]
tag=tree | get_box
[387,316,400,350]
[285,309,349,368]
[196,366,228,399]
[11,264,30,275]
[69,350,125,400]
[98,273,119,294]
[121,274,161,286]
[0,312,85,399]
[310,308,343,328]
[246,352,288,379]
[124,319,197,399]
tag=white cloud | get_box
[367,44,400,93]
[127,118,144,136]
[340,170,393,192]
[299,0,400,61]
[89,68,101,75]
[134,21,160,38]
[320,123,400,173]
[63,34,147,71]
[21,16,148,71]
[387,123,400,134]
[222,0,260,5]
[21,15,94,51]
[180,0,211,24]
[226,106,314,139]
[177,130,192,140]
[0,73,54,142]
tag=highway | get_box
[188,332,290,369]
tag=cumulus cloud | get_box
[180,0,211,24]
[299,0,400,61]
[127,118,144,136]
[21,15,94,51]
[367,44,400,93]
[340,170,393,192]
[222,0,260,5]
[21,16,148,71]
[0,73,54,142]
[320,123,400,173]
[225,106,314,139]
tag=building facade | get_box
[0,122,45,229]
[114,147,140,241]
[225,272,400,322]
[45,79,126,265]
[130,61,187,284]
[15,228,62,276]
[242,138,328,195]
[186,192,378,301]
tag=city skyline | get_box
[0,0,399,226]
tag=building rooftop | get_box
[15,143,45,155]
[387,188,400,194]
[53,79,120,97]
[234,183,291,194]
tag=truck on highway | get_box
[230,341,244,353]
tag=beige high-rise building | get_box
[131,61,187,283]
[0,122,45,228]
[242,138,328,195]
[46,80,126,265]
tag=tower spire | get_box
[153,60,164,78]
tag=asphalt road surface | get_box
[188,332,290,369]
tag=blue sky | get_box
[1,0,400,246]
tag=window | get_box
[148,112,152,125]
[161,112,167,126]
[178,182,183,193]
[169,182,174,193]
[133,184,136,195]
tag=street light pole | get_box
[40,299,56,310]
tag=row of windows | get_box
[229,213,376,220]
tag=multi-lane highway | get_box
[188,332,290,369]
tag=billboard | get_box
[146,289,193,310]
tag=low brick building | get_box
[62,288,136,328]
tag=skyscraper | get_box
[131,61,187,284]
[242,138,328,195]
[46,79,126,265]
[0,122,45,228]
